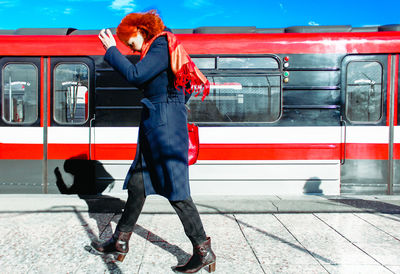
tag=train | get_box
[0,24,399,195]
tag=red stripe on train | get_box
[48,144,136,160]
[0,144,43,160]
[199,143,390,160]
[198,144,340,160]
[1,32,400,55]
[395,143,400,159]
[346,143,389,160]
[0,143,395,160]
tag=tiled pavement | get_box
[0,194,400,273]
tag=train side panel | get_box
[0,31,399,195]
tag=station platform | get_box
[1,194,400,273]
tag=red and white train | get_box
[0,24,399,195]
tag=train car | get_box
[0,24,399,195]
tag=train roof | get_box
[0,24,399,35]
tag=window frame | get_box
[217,56,280,70]
[1,61,39,125]
[53,62,90,125]
[192,55,281,71]
[188,54,283,126]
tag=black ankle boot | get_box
[91,229,132,262]
[173,237,216,273]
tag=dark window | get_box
[346,61,383,122]
[2,63,38,124]
[54,63,89,124]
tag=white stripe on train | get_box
[0,126,398,144]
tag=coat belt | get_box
[143,93,185,104]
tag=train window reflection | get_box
[188,75,281,123]
[2,63,38,124]
[192,58,215,69]
[54,63,89,124]
[346,61,382,122]
[218,57,279,69]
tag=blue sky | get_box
[0,0,399,30]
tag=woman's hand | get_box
[98,29,116,50]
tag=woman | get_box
[93,11,216,273]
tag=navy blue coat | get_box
[104,35,190,201]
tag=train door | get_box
[44,57,95,194]
[340,54,392,194]
[90,55,143,194]
[0,57,43,193]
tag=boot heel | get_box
[207,262,216,272]
[116,253,126,262]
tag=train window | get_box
[192,58,215,69]
[346,61,383,122]
[2,63,38,124]
[54,63,89,124]
[188,74,281,123]
[218,57,279,69]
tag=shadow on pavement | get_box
[196,203,336,265]
[328,197,400,223]
[79,208,190,270]
[328,198,400,214]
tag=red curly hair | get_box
[116,10,165,46]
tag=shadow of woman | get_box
[54,155,112,195]
[54,155,190,267]
[54,155,125,239]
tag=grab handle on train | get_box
[89,114,96,160]
[340,115,347,165]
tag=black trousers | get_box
[116,161,207,246]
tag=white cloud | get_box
[308,21,319,26]
[184,10,224,26]
[183,0,212,9]
[110,0,135,13]
[279,3,287,13]
[40,7,72,17]
[41,7,56,15]
[0,0,17,7]
[64,8,72,15]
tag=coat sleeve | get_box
[104,37,169,86]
